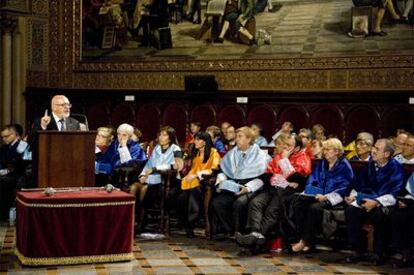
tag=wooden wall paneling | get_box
[381,107,414,138]
[87,102,111,130]
[110,103,135,128]
[276,105,310,134]
[345,105,380,142]
[24,89,414,145]
[217,105,246,129]
[310,105,345,141]
[163,103,188,143]
[136,104,161,142]
[247,104,277,141]
[190,104,217,130]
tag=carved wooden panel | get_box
[247,104,277,141]
[25,89,414,144]
[136,104,161,142]
[277,105,310,135]
[163,104,188,142]
[218,105,246,129]
[345,106,380,142]
[190,104,217,129]
[111,103,135,127]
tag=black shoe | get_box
[249,38,257,46]
[211,233,229,241]
[371,31,387,37]
[345,252,368,263]
[139,42,150,47]
[372,254,387,266]
[186,229,195,239]
[235,232,255,246]
[392,257,412,268]
[214,37,224,43]
[236,231,265,246]
[399,16,409,24]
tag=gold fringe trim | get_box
[15,248,133,266]
[16,197,135,208]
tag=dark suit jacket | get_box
[0,140,25,174]
[31,116,80,131]
[28,116,80,147]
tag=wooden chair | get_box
[146,169,177,237]
[200,169,220,239]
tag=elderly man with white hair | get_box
[112,123,147,170]
[103,123,147,189]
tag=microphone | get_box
[71,113,89,131]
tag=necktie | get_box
[59,119,65,131]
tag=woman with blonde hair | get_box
[288,138,353,253]
[95,126,115,187]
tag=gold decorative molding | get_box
[26,0,414,91]
[0,0,30,13]
[348,68,414,90]
[71,68,414,91]
[27,70,48,87]
[75,55,414,73]
[47,0,59,87]
[0,13,18,34]
[31,0,48,17]
[27,17,48,71]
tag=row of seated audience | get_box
[1,95,413,269]
[91,120,413,267]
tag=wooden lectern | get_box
[36,131,96,188]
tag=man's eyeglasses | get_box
[54,103,72,108]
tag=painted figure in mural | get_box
[214,0,257,45]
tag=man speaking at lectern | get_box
[32,95,80,132]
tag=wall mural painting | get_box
[82,0,414,61]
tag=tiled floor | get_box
[1,222,413,274]
[83,0,414,60]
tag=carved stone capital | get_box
[0,14,17,35]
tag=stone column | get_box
[13,29,22,124]
[0,14,17,127]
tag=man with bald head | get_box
[28,95,80,148]
[32,95,80,132]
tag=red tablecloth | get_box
[15,189,135,266]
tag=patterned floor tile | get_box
[235,257,274,267]
[2,202,414,274]
[153,266,193,274]
[198,265,238,274]
[143,250,178,259]
[181,249,218,258]
[244,265,282,273]
[146,258,185,267]
[190,258,228,266]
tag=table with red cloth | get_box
[15,189,135,266]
